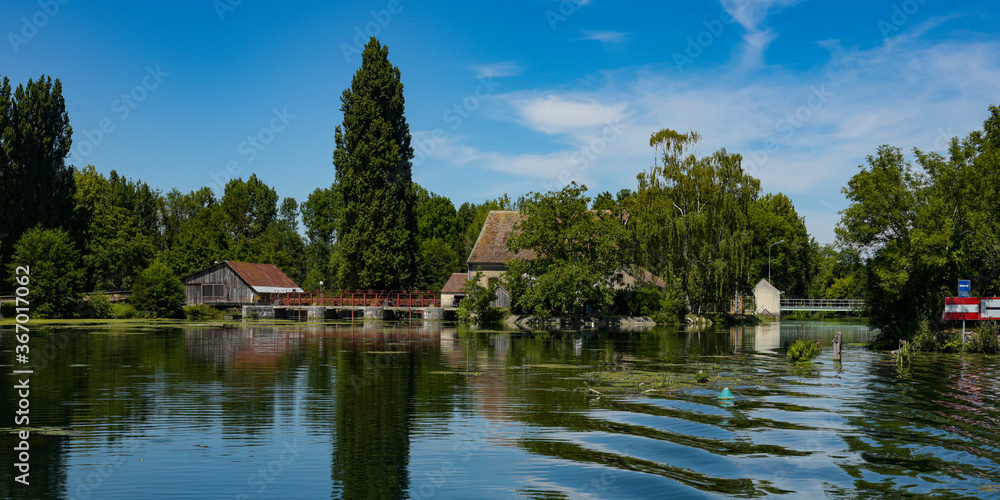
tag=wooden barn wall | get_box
[182,265,256,305]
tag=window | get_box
[202,284,225,302]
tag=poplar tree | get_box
[333,37,417,289]
[0,75,75,266]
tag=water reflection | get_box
[0,321,997,499]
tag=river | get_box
[1,320,998,499]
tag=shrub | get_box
[82,293,114,319]
[184,304,223,321]
[457,270,505,324]
[1,301,14,319]
[969,321,1000,354]
[8,226,84,318]
[652,287,688,324]
[627,288,661,316]
[131,261,185,318]
[111,303,141,319]
[788,338,821,363]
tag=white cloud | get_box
[506,94,631,135]
[719,0,804,68]
[580,30,627,44]
[469,61,523,79]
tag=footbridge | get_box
[779,298,864,312]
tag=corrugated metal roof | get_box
[440,273,471,294]
[226,261,301,292]
[467,211,536,265]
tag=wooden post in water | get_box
[833,331,842,361]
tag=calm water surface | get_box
[1,320,998,499]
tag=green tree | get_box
[130,261,185,318]
[837,106,1000,347]
[221,174,278,242]
[505,183,628,316]
[748,193,816,298]
[627,129,759,313]
[0,75,75,265]
[416,237,462,290]
[163,199,228,277]
[333,37,417,289]
[74,168,160,290]
[591,191,618,212]
[8,226,83,318]
[301,186,341,289]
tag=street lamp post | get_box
[319,280,324,303]
[768,240,785,283]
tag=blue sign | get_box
[959,279,971,297]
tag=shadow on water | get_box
[0,320,997,499]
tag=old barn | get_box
[181,261,303,306]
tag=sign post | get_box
[958,280,971,344]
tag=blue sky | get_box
[3,0,999,244]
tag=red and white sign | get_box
[945,297,980,320]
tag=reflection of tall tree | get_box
[331,347,417,499]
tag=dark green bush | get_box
[1,301,15,319]
[111,303,142,319]
[184,304,223,321]
[627,288,661,316]
[81,293,114,319]
[131,261,185,318]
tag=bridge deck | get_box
[780,299,863,312]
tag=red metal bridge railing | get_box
[269,290,440,308]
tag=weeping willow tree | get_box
[627,129,760,313]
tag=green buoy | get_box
[718,387,734,400]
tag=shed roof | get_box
[467,211,536,265]
[755,278,779,293]
[183,261,303,293]
[227,261,302,292]
[441,273,471,294]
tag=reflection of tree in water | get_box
[325,326,451,500]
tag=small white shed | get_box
[754,279,781,316]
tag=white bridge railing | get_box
[780,298,864,311]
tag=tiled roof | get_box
[227,261,301,291]
[467,211,536,265]
[440,273,471,294]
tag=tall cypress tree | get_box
[0,75,75,267]
[333,38,417,289]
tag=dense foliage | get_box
[333,37,418,289]
[628,129,760,313]
[505,183,628,316]
[837,106,1000,347]
[9,226,83,318]
[0,76,75,267]
[130,261,186,318]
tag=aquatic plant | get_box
[787,338,821,363]
[695,370,709,383]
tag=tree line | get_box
[3,38,857,320]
